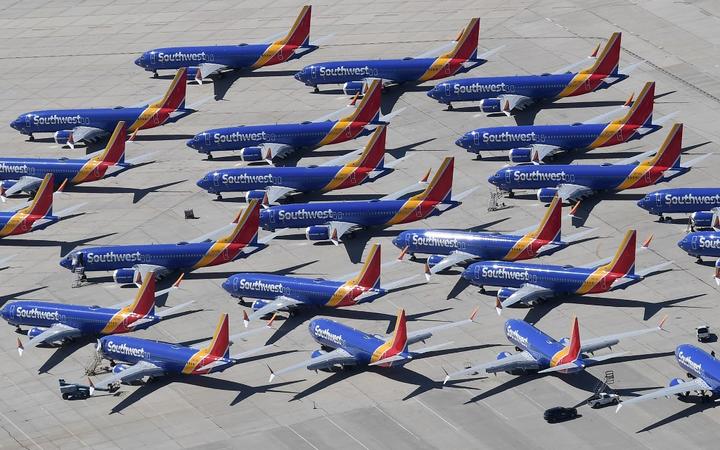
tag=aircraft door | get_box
[213,173,221,187]
[24,115,32,129]
[150,52,157,64]
[691,235,698,251]
[204,133,213,147]
[656,195,663,208]
[505,170,512,184]
[445,83,451,97]
[232,276,239,291]
[473,132,480,146]
[311,66,317,79]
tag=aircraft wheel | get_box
[215,193,222,201]
[697,256,703,263]
[206,153,213,161]
[313,86,319,93]
[28,134,35,142]
[152,71,158,78]
[479,286,486,294]
[507,191,515,198]
[447,103,453,111]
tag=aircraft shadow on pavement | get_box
[210,69,299,100]
[0,232,117,258]
[637,397,719,433]
[71,179,187,204]
[37,337,94,374]
[510,99,630,126]
[0,286,48,309]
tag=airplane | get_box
[0,122,152,199]
[86,313,275,395]
[637,188,720,227]
[487,123,709,207]
[195,125,406,202]
[427,32,641,112]
[616,344,720,412]
[0,173,84,238]
[676,232,720,284]
[58,200,273,284]
[222,244,418,326]
[10,69,194,147]
[294,18,496,94]
[267,307,478,381]
[258,157,476,244]
[2,273,190,355]
[455,81,676,162]
[461,229,672,312]
[185,79,399,160]
[134,5,319,82]
[443,315,667,384]
[392,195,595,275]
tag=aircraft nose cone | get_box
[426,87,438,100]
[455,137,466,149]
[293,71,303,81]
[9,119,19,131]
[59,257,71,269]
[221,278,232,293]
[186,137,199,150]
[134,56,144,67]
[391,235,402,248]
[677,236,689,250]
[636,197,648,209]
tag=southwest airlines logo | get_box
[86,251,143,264]
[105,341,149,358]
[454,82,508,94]
[314,325,345,347]
[0,163,29,174]
[513,170,570,182]
[506,325,529,348]
[156,51,206,62]
[411,234,459,248]
[33,114,85,126]
[15,306,60,321]
[698,236,720,249]
[483,131,537,143]
[665,193,720,205]
[481,266,531,281]
[278,209,335,221]
[213,131,268,144]
[221,173,281,185]
[319,66,378,77]
[678,351,702,374]
[238,279,283,293]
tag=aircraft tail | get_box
[385,309,409,355]
[640,123,683,169]
[347,125,386,170]
[564,317,582,361]
[202,314,231,359]
[442,18,480,61]
[127,272,157,317]
[218,200,260,245]
[618,81,655,126]
[602,229,636,277]
[351,244,381,290]
[21,173,54,218]
[341,79,382,124]
[533,194,562,242]
[94,122,126,165]
[276,5,312,47]
[410,157,454,203]
[152,68,187,111]
[580,32,621,76]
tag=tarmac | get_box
[1,0,720,448]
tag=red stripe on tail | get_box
[349,125,386,169]
[534,194,562,242]
[412,157,454,203]
[222,200,260,245]
[205,314,230,358]
[621,81,655,126]
[344,79,381,124]
[129,272,156,317]
[97,122,126,165]
[24,173,54,218]
[281,5,311,47]
[583,32,621,76]
[386,309,408,355]
[646,123,683,169]
[156,68,187,111]
[353,244,381,290]
[560,317,582,364]
[445,18,480,61]
[605,229,636,276]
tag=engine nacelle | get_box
[305,225,331,242]
[537,187,559,203]
[112,364,130,374]
[426,254,446,270]
[54,130,74,146]
[496,351,513,360]
[245,190,267,202]
[669,377,685,388]
[496,287,517,302]
[251,299,272,312]
[239,147,263,162]
[508,147,533,163]
[27,327,47,340]
[479,98,502,113]
[113,268,140,285]
[342,81,365,96]
[690,211,713,229]
[0,179,17,194]
[311,349,328,359]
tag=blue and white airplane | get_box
[86,313,274,394]
[637,188,720,229]
[455,81,676,162]
[2,273,189,355]
[58,200,274,284]
[392,195,594,275]
[0,122,151,199]
[268,307,477,381]
[135,5,319,82]
[676,232,720,285]
[259,157,476,244]
[186,79,399,160]
[487,123,709,206]
[10,69,194,147]
[617,344,720,411]
[293,18,497,94]
[443,315,666,383]
[462,230,672,312]
[427,32,641,113]
[195,125,406,202]
[223,244,418,326]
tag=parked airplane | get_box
[58,200,273,284]
[461,230,671,312]
[427,32,641,112]
[0,174,83,238]
[293,18,496,94]
[268,307,478,380]
[637,188,720,227]
[223,244,418,326]
[676,232,720,285]
[186,79,399,160]
[616,344,720,411]
[135,5,319,82]
[86,313,274,394]
[443,315,666,383]
[259,157,476,244]
[10,69,193,147]
[3,273,190,355]
[455,81,675,162]
[0,122,151,199]
[195,125,405,202]
[393,195,594,275]
[487,124,708,208]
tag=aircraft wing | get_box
[497,284,555,313]
[536,227,596,254]
[246,295,304,324]
[265,185,297,205]
[379,174,430,201]
[530,144,562,163]
[325,221,357,245]
[414,39,458,59]
[617,378,711,411]
[556,183,594,203]
[551,55,597,75]
[321,147,365,167]
[128,301,195,329]
[19,323,82,354]
[31,202,86,229]
[581,316,666,354]
[1,176,43,198]
[133,264,172,283]
[405,308,478,346]
[261,142,295,162]
[610,261,674,290]
[269,347,356,381]
[580,103,631,125]
[109,275,183,309]
[194,63,228,83]
[90,360,165,393]
[71,126,109,144]
[427,251,477,275]
[497,94,534,115]
[443,351,539,383]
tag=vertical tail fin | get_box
[352,244,381,290]
[220,200,260,245]
[22,173,54,217]
[386,309,409,355]
[94,122,126,165]
[534,194,562,242]
[341,79,382,124]
[347,125,386,170]
[640,123,683,169]
[619,81,655,126]
[603,229,636,276]
[203,314,230,359]
[442,18,480,61]
[153,68,187,111]
[277,5,312,47]
[580,32,621,76]
[565,317,581,361]
[127,272,156,317]
[410,157,454,203]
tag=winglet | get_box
[658,314,668,331]
[641,234,654,249]
[495,296,503,316]
[0,182,6,203]
[16,338,24,357]
[349,92,360,106]
[88,377,95,396]
[420,168,431,184]
[442,367,450,385]
[615,403,623,413]
[424,261,431,281]
[267,313,278,328]
[469,306,479,322]
[243,310,250,328]
[569,201,581,218]
[590,43,600,58]
[330,228,339,246]
[56,179,67,193]
[172,273,185,288]
[398,246,409,261]
[624,93,634,108]
[267,364,276,383]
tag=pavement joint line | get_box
[413,397,459,431]
[373,405,420,440]
[324,415,370,450]
[0,409,43,450]
[286,425,320,450]
[42,406,88,448]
